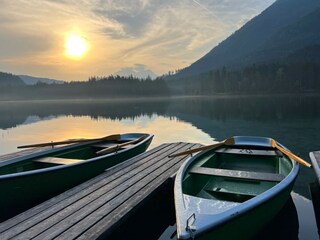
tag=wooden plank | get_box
[215,147,282,156]
[96,136,147,156]
[206,187,256,200]
[83,142,202,240]
[0,143,173,237]
[55,143,202,240]
[0,144,169,233]
[0,144,87,168]
[315,151,320,165]
[310,151,320,185]
[0,152,131,234]
[0,147,51,162]
[95,144,132,152]
[189,167,285,182]
[0,143,195,239]
[33,157,83,165]
[28,143,196,240]
[309,181,320,233]
[92,140,133,149]
[91,143,117,148]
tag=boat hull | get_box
[194,181,295,240]
[175,136,299,240]
[0,133,153,221]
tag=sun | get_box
[65,34,88,59]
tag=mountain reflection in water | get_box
[1,96,320,198]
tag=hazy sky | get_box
[0,0,275,81]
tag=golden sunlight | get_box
[65,34,88,59]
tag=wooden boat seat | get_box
[205,187,256,202]
[92,143,132,149]
[215,148,282,156]
[91,143,117,148]
[189,167,284,182]
[95,144,133,155]
[33,157,83,165]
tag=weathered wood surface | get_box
[33,157,83,165]
[309,151,320,234]
[190,166,284,182]
[0,147,51,162]
[310,151,320,185]
[0,142,201,240]
[311,151,320,166]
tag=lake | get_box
[0,95,320,239]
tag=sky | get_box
[0,0,275,81]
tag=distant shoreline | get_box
[1,92,320,104]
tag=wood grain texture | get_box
[190,167,284,182]
[0,142,202,240]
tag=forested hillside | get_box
[0,72,25,87]
[166,0,320,95]
[0,74,170,100]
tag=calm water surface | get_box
[0,96,320,239]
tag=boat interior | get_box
[0,138,136,176]
[182,147,294,203]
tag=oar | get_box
[270,139,311,168]
[96,135,147,155]
[169,137,235,158]
[17,134,121,149]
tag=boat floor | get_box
[185,149,288,203]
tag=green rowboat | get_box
[0,133,153,221]
[174,136,299,240]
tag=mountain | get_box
[19,75,65,85]
[114,64,157,79]
[174,0,320,78]
[0,72,25,86]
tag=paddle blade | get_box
[96,135,147,156]
[169,138,235,158]
[271,139,311,168]
[96,145,119,155]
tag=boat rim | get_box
[0,133,153,180]
[174,137,299,239]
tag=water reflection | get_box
[0,96,320,198]
[0,99,170,129]
[0,96,319,239]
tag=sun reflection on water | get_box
[0,114,214,156]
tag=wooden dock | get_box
[0,142,201,239]
[310,151,320,234]
[310,151,320,185]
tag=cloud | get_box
[114,0,233,70]
[0,31,53,59]
[0,0,276,80]
[93,0,172,39]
